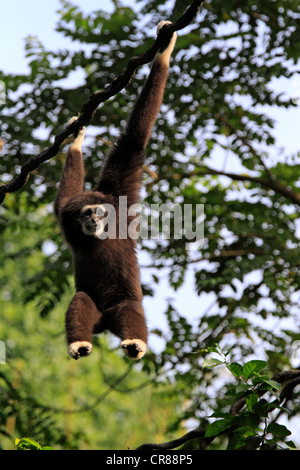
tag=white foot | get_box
[155,21,177,65]
[121,339,147,360]
[68,341,92,360]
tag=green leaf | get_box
[205,418,233,438]
[15,437,42,450]
[262,379,281,391]
[245,393,258,412]
[242,360,268,380]
[285,440,297,449]
[227,362,243,378]
[202,357,224,369]
[267,423,291,438]
[243,435,262,450]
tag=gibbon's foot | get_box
[68,341,92,360]
[155,21,177,64]
[121,339,147,360]
[67,116,86,149]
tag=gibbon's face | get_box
[78,204,108,238]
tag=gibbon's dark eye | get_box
[83,208,93,217]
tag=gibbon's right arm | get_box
[97,22,177,205]
[54,117,86,218]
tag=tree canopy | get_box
[1,0,300,450]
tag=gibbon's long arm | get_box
[54,120,86,217]
[97,22,177,206]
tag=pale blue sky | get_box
[0,0,114,74]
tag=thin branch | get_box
[216,112,274,181]
[141,248,265,270]
[179,166,300,207]
[203,168,300,206]
[0,0,204,205]
[135,428,206,450]
[136,369,300,450]
[31,365,133,415]
[142,164,158,181]
[145,162,300,207]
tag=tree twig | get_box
[216,112,274,181]
[145,161,300,206]
[187,166,300,206]
[0,0,204,205]
[156,165,300,207]
[26,365,133,415]
[135,428,206,450]
[140,248,265,270]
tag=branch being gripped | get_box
[0,0,204,205]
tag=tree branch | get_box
[135,428,206,450]
[136,369,300,450]
[216,112,274,181]
[0,0,204,205]
[181,166,300,207]
[141,248,265,270]
[145,161,300,207]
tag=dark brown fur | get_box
[55,29,176,360]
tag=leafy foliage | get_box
[15,437,55,450]
[200,346,293,450]
[1,0,300,449]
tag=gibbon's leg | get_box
[65,291,103,360]
[108,302,148,360]
[96,21,177,204]
[54,117,86,218]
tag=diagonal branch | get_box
[145,162,300,207]
[193,167,300,206]
[0,0,204,205]
[178,166,300,207]
[216,112,274,181]
[135,427,206,450]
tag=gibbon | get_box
[55,22,177,360]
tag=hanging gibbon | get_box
[55,22,177,360]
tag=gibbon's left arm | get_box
[97,22,177,206]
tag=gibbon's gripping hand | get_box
[67,116,86,152]
[154,21,177,66]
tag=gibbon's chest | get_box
[73,237,139,288]
[72,239,142,310]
